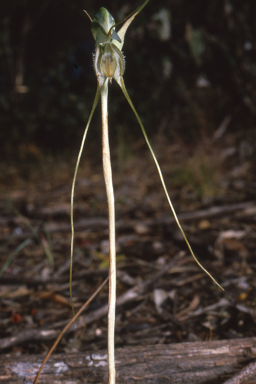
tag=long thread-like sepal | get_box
[118,77,223,291]
[70,85,102,317]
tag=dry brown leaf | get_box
[175,295,200,319]
[1,286,32,299]
[36,291,71,307]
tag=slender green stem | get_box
[118,77,223,291]
[70,86,101,316]
[101,79,116,384]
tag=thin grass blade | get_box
[0,238,31,277]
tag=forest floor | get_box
[0,131,256,357]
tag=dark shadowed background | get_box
[1,0,255,163]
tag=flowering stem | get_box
[101,79,116,384]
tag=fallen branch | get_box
[1,202,254,242]
[223,359,256,384]
[2,337,256,384]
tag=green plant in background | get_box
[172,151,221,199]
[68,1,223,383]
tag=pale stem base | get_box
[101,80,116,384]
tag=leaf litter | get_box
[0,131,256,355]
